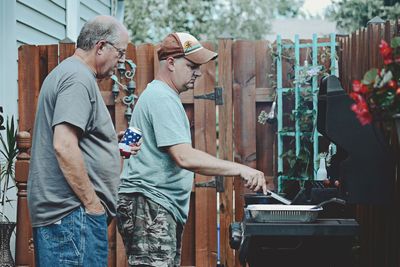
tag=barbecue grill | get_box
[228,76,379,266]
[230,216,358,267]
[230,191,359,266]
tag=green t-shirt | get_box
[119,80,194,224]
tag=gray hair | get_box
[77,16,122,50]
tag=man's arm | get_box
[167,143,267,194]
[53,123,104,214]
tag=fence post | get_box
[218,37,234,267]
[15,131,34,267]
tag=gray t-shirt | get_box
[119,80,194,224]
[27,57,120,227]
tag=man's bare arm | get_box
[167,143,267,194]
[53,123,104,214]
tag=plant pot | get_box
[393,114,400,144]
[0,222,16,267]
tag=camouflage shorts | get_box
[117,193,183,267]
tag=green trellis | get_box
[276,33,338,193]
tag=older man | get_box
[117,32,267,267]
[27,15,137,267]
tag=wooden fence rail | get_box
[14,19,400,266]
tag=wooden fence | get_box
[337,19,400,267]
[14,19,400,267]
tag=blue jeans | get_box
[33,206,108,267]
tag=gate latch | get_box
[194,87,224,105]
[195,175,224,192]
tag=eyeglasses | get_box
[105,41,126,59]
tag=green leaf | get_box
[378,70,393,88]
[362,68,378,85]
[391,37,400,48]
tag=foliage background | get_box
[124,0,400,44]
[325,0,400,33]
[123,0,305,44]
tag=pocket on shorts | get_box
[116,194,134,237]
[84,206,107,232]
[146,206,177,266]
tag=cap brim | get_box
[184,47,218,65]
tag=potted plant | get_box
[350,37,400,141]
[0,116,18,267]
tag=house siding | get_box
[1,0,113,116]
[16,0,67,44]
[15,0,113,45]
[79,0,112,29]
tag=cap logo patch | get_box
[183,41,193,50]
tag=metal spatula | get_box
[266,189,292,205]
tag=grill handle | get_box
[311,197,346,210]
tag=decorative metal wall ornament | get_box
[111,59,138,122]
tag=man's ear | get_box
[166,57,175,71]
[96,41,106,55]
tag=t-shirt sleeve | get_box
[150,97,191,148]
[52,82,92,132]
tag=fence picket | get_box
[218,37,235,267]
[255,40,275,182]
[18,45,40,133]
[135,44,154,96]
[232,40,257,226]
[193,42,217,267]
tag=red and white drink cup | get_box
[119,127,142,158]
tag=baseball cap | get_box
[157,32,218,65]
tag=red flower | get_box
[351,101,372,125]
[350,91,373,125]
[350,92,363,102]
[358,112,373,125]
[388,80,397,89]
[352,80,369,94]
[351,38,400,127]
[384,58,394,65]
[352,80,362,92]
[379,40,392,59]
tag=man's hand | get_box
[118,130,141,157]
[129,143,141,156]
[84,191,105,215]
[117,130,125,141]
[239,166,267,194]
[85,202,105,215]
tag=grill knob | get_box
[229,222,242,250]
